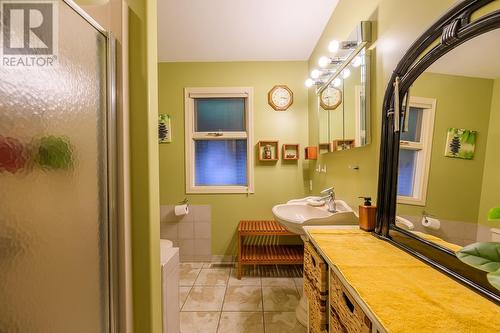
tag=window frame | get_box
[397,96,436,206]
[184,87,254,194]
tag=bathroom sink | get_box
[272,197,358,235]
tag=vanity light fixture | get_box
[328,39,358,53]
[352,56,362,67]
[318,56,331,68]
[305,78,327,88]
[315,22,372,95]
[310,69,322,79]
[311,68,337,79]
[342,68,351,79]
[318,56,345,68]
[328,40,340,53]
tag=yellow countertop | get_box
[306,228,500,333]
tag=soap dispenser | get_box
[358,196,376,231]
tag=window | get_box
[185,87,254,193]
[397,97,436,205]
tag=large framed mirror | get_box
[376,0,500,303]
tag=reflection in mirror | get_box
[317,48,370,154]
[307,22,371,154]
[396,29,500,254]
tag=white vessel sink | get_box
[272,197,358,235]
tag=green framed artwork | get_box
[158,114,172,143]
[444,128,476,160]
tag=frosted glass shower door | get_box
[0,1,114,332]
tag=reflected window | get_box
[397,98,436,205]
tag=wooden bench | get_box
[237,220,304,279]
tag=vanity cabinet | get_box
[303,227,500,332]
[304,239,378,333]
[329,272,373,333]
[304,241,328,333]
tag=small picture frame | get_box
[158,114,172,143]
[444,128,476,160]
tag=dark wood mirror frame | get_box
[375,0,500,304]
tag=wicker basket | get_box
[330,271,372,333]
[307,275,328,333]
[309,302,328,333]
[304,241,328,292]
[330,306,348,333]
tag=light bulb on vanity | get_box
[328,39,340,53]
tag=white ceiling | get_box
[157,0,339,62]
[427,28,500,79]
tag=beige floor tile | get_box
[261,277,296,288]
[180,312,220,333]
[264,312,306,333]
[194,268,230,286]
[222,286,262,311]
[262,286,300,311]
[217,312,264,333]
[179,287,191,309]
[180,265,202,286]
[182,286,226,311]
[228,267,261,286]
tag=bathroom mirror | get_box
[377,0,500,303]
[312,22,371,154]
[396,28,500,251]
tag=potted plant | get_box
[456,206,500,291]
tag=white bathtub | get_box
[161,239,179,333]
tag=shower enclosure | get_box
[0,0,117,331]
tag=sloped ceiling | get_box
[157,0,339,62]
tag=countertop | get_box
[304,226,500,333]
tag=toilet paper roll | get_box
[422,216,440,230]
[174,204,189,216]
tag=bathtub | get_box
[161,239,179,333]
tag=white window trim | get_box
[184,87,254,194]
[397,96,436,206]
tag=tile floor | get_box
[178,263,306,333]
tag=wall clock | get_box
[268,85,293,111]
[320,86,342,110]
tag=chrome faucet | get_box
[320,187,337,213]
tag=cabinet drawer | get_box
[304,241,328,292]
[330,271,372,333]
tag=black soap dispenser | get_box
[358,196,376,231]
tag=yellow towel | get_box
[308,229,500,333]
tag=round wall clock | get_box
[320,86,342,110]
[268,85,293,111]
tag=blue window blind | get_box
[195,140,247,186]
[401,107,423,142]
[398,149,417,196]
[195,98,245,132]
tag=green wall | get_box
[308,0,459,211]
[128,0,162,331]
[158,62,309,256]
[397,72,493,223]
[478,77,500,227]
